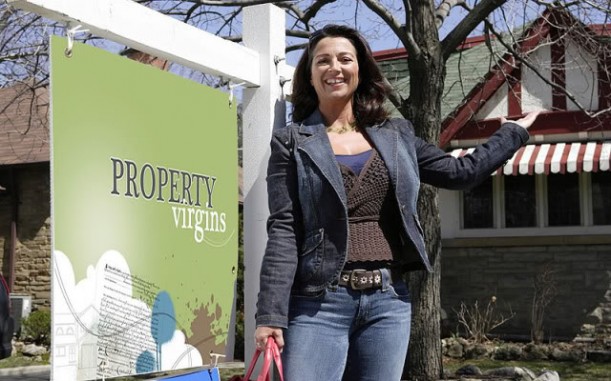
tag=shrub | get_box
[531,263,557,343]
[455,296,515,343]
[21,309,51,346]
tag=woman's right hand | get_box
[255,326,285,352]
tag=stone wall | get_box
[441,240,611,341]
[0,164,51,311]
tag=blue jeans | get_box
[281,269,411,381]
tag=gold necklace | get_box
[326,122,357,134]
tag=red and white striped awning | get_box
[450,142,611,175]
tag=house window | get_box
[504,175,536,227]
[457,170,610,234]
[462,177,493,228]
[547,173,580,226]
[592,171,611,225]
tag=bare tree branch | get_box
[0,8,12,35]
[302,0,338,26]
[185,0,290,6]
[441,0,507,61]
[362,0,420,58]
[435,0,466,29]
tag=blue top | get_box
[335,149,373,175]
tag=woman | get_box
[255,24,538,381]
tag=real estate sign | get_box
[50,36,237,380]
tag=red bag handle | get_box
[243,337,284,381]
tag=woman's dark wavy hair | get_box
[291,24,392,126]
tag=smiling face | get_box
[310,37,359,107]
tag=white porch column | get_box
[242,3,287,365]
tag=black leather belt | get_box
[338,269,390,290]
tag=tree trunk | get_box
[403,1,446,380]
[404,77,445,381]
[404,188,443,381]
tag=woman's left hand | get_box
[500,109,542,130]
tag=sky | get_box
[162,0,545,101]
[277,0,544,67]
[9,0,604,89]
[39,0,554,80]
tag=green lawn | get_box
[0,353,50,368]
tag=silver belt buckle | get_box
[350,270,369,290]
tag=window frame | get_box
[456,172,611,237]
[587,171,611,226]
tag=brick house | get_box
[376,8,611,341]
[0,83,51,314]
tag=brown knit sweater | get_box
[339,150,403,266]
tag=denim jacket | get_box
[256,110,529,328]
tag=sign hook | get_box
[228,81,246,108]
[65,23,89,58]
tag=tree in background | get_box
[3,1,611,379]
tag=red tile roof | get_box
[373,35,489,62]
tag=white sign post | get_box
[242,4,289,365]
[9,0,292,372]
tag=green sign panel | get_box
[50,36,237,380]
